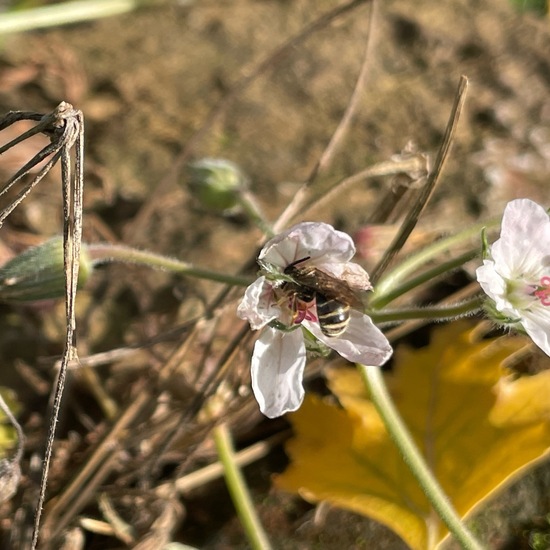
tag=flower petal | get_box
[259,222,356,268]
[522,308,550,357]
[476,260,519,318]
[491,199,550,279]
[250,327,307,418]
[476,198,550,358]
[305,310,392,366]
[237,277,279,329]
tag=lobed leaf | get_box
[276,322,550,549]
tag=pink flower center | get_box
[534,276,550,306]
[289,294,318,325]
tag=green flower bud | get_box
[187,158,246,212]
[0,237,92,302]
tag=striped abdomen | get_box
[315,293,350,337]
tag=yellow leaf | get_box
[276,322,550,549]
[278,396,431,549]
[0,387,21,457]
[490,369,550,426]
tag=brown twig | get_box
[297,151,429,224]
[125,0,372,245]
[0,101,85,549]
[370,75,469,284]
[273,0,376,233]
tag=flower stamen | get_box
[288,290,317,325]
[534,275,550,306]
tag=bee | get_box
[284,257,370,338]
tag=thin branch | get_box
[0,149,62,222]
[0,103,88,550]
[370,75,469,284]
[273,0,376,233]
[125,0,371,243]
[299,152,428,224]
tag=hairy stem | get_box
[371,248,480,309]
[358,365,484,550]
[371,218,499,306]
[213,423,272,550]
[368,296,483,323]
[88,244,253,287]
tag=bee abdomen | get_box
[315,294,350,337]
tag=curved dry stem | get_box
[273,0,376,233]
[125,0,372,244]
[29,103,85,550]
[370,76,470,284]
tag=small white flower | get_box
[237,222,393,418]
[476,198,550,356]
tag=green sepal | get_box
[257,259,294,284]
[186,158,246,212]
[0,236,92,302]
[480,227,492,260]
[482,299,522,328]
[268,320,300,332]
[302,326,331,358]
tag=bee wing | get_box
[335,284,366,309]
[336,263,372,291]
[315,262,372,289]
[294,266,368,309]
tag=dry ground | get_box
[0,0,549,548]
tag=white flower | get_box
[476,198,550,356]
[237,222,393,418]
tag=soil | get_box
[0,0,549,548]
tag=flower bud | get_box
[0,237,92,302]
[186,158,246,212]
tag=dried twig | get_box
[370,75,469,284]
[273,0,376,233]
[296,148,429,224]
[125,0,372,244]
[0,101,84,549]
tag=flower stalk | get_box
[88,244,252,287]
[235,188,274,237]
[371,219,499,308]
[359,364,484,550]
[367,296,483,324]
[213,423,272,550]
[370,248,480,310]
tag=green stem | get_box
[0,0,167,35]
[367,296,483,323]
[370,249,479,309]
[213,423,272,550]
[358,365,484,550]
[372,218,499,304]
[87,244,252,287]
[237,189,274,238]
